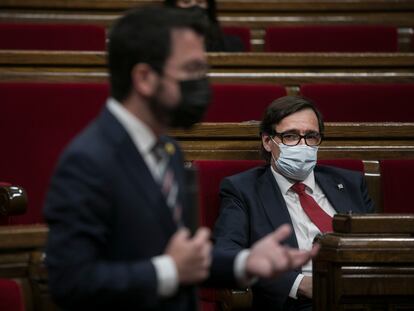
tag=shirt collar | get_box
[106,97,156,155]
[270,165,316,195]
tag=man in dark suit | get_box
[213,96,374,311]
[44,7,317,311]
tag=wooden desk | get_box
[1,51,414,86]
[314,214,414,311]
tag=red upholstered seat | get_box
[380,160,414,213]
[0,279,25,311]
[194,159,363,309]
[264,25,398,52]
[194,160,264,309]
[194,160,265,229]
[203,84,287,122]
[300,83,414,122]
[222,26,252,51]
[0,82,108,224]
[0,23,106,51]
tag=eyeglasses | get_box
[272,131,323,146]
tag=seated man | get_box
[213,96,374,311]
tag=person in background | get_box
[164,0,246,52]
[44,7,317,311]
[213,96,374,311]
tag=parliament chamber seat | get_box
[300,83,414,122]
[0,23,106,51]
[0,82,108,224]
[204,84,286,122]
[380,159,414,213]
[194,159,365,311]
[264,25,398,53]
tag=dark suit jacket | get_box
[213,164,374,311]
[44,107,237,311]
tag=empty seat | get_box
[380,160,414,213]
[264,25,398,52]
[300,83,414,122]
[203,84,287,122]
[0,279,25,311]
[0,23,106,51]
[0,82,108,224]
[222,26,252,52]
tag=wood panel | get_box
[1,51,413,86]
[314,215,414,310]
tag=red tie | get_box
[291,182,333,233]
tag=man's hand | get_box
[298,276,312,298]
[165,227,212,285]
[245,224,319,278]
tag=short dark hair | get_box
[164,0,218,23]
[259,96,324,162]
[108,6,207,102]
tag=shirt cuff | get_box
[289,274,305,299]
[151,255,179,297]
[234,249,258,287]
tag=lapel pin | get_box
[165,142,176,156]
[337,183,344,190]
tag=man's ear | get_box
[131,63,158,97]
[262,134,273,152]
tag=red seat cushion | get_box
[0,82,108,224]
[0,23,106,51]
[264,25,398,52]
[380,160,414,213]
[203,84,287,122]
[0,279,24,311]
[300,83,414,122]
[222,26,252,51]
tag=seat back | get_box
[222,26,252,51]
[0,23,106,51]
[300,83,414,122]
[264,25,398,52]
[0,82,108,224]
[0,279,25,311]
[380,160,414,213]
[203,84,286,122]
[194,160,264,229]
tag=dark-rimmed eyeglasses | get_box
[272,131,323,146]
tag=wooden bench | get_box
[1,51,414,88]
[1,0,414,51]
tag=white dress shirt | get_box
[107,98,251,298]
[270,166,336,299]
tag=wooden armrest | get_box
[218,288,252,311]
[0,184,27,216]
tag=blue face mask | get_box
[271,138,318,181]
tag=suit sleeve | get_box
[359,172,375,213]
[44,151,160,310]
[213,177,300,305]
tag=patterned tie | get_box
[290,182,333,233]
[152,141,182,224]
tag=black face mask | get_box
[149,77,211,129]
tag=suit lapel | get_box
[315,167,353,214]
[98,108,177,236]
[257,167,299,248]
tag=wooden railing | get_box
[1,51,413,86]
